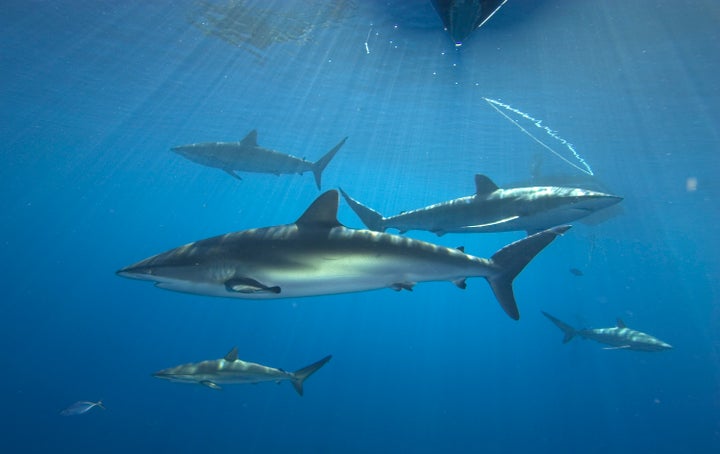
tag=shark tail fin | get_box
[541,311,577,343]
[312,137,347,190]
[487,226,570,320]
[291,355,332,396]
[339,188,386,231]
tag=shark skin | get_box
[340,174,622,236]
[542,312,672,352]
[171,130,347,189]
[153,347,331,396]
[117,190,569,320]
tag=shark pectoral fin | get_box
[391,282,415,292]
[603,345,631,350]
[225,277,281,294]
[453,278,467,289]
[201,380,222,390]
[223,168,242,180]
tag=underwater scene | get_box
[2,0,719,452]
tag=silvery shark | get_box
[172,130,347,189]
[153,347,331,396]
[340,174,622,236]
[116,190,569,320]
[542,312,672,352]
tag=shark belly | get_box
[199,251,481,298]
[141,230,494,299]
[232,148,311,175]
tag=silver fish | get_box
[60,400,105,416]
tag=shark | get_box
[117,190,569,320]
[340,174,622,236]
[153,347,331,396]
[171,130,347,189]
[542,312,672,352]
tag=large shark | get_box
[340,174,622,236]
[171,130,347,189]
[117,190,569,320]
[153,347,331,396]
[542,312,672,352]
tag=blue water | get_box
[2,1,719,452]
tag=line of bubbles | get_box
[483,98,594,176]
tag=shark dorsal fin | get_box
[240,130,258,147]
[617,319,626,328]
[474,174,500,195]
[224,347,239,362]
[296,191,342,229]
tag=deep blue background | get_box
[1,1,718,452]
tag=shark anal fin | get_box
[201,380,222,390]
[225,277,281,294]
[453,278,467,289]
[616,318,627,328]
[391,282,415,292]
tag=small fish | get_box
[60,400,105,416]
[569,268,584,276]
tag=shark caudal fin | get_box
[541,311,577,343]
[339,188,387,231]
[312,137,347,190]
[487,226,570,320]
[291,355,332,396]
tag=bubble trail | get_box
[484,97,594,176]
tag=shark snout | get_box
[116,264,155,280]
[170,146,191,156]
[152,369,174,380]
[658,341,673,350]
[573,193,623,211]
